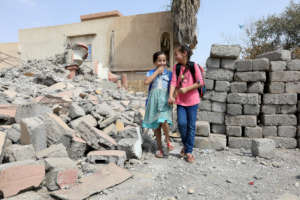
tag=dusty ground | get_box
[87,143,300,200]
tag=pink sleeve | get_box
[171,65,177,87]
[194,63,204,86]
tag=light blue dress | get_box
[142,68,173,129]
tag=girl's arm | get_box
[144,66,164,85]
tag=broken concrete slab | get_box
[5,191,46,200]
[194,134,226,151]
[0,160,45,198]
[0,131,7,163]
[44,157,77,171]
[68,103,85,119]
[46,168,78,191]
[68,135,87,160]
[51,163,132,200]
[196,121,210,137]
[6,125,21,143]
[4,144,36,162]
[37,143,69,159]
[251,138,276,159]
[15,103,52,123]
[70,114,97,129]
[117,127,142,159]
[87,150,127,167]
[99,115,119,129]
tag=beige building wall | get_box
[0,42,21,69]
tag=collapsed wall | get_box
[198,45,300,150]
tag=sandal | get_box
[180,147,186,157]
[167,143,174,151]
[186,153,195,163]
[155,150,164,158]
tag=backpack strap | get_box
[188,61,196,83]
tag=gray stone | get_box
[198,111,224,124]
[211,124,226,134]
[203,91,213,100]
[5,191,45,200]
[227,104,242,116]
[4,144,36,162]
[228,137,253,149]
[262,114,297,126]
[210,44,241,59]
[268,82,285,94]
[270,71,300,82]
[278,126,296,138]
[194,134,226,151]
[117,127,142,159]
[68,136,87,160]
[225,115,257,127]
[206,69,234,81]
[0,132,7,163]
[206,57,220,68]
[234,72,266,82]
[257,50,291,61]
[226,126,242,137]
[204,79,214,90]
[15,103,52,123]
[287,59,300,70]
[68,103,85,119]
[44,157,77,171]
[37,143,68,159]
[285,82,300,93]
[266,137,297,149]
[212,102,226,113]
[280,105,297,114]
[6,126,21,143]
[215,81,230,92]
[99,115,119,129]
[263,126,277,137]
[199,100,211,111]
[94,103,111,117]
[263,93,297,105]
[221,59,236,70]
[227,93,259,105]
[252,58,269,71]
[270,61,287,71]
[251,138,276,158]
[248,82,264,94]
[230,82,247,93]
[196,121,210,137]
[210,92,227,103]
[243,104,260,115]
[261,105,279,114]
[87,150,126,167]
[70,114,97,129]
[235,59,252,72]
[245,127,263,138]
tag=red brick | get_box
[0,104,17,118]
[56,168,78,189]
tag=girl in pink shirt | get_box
[168,45,204,163]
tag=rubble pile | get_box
[0,55,148,199]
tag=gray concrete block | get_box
[68,103,85,119]
[280,105,297,114]
[70,114,97,129]
[266,137,297,149]
[228,137,253,149]
[210,92,227,103]
[226,126,242,137]
[262,114,297,126]
[194,134,226,151]
[230,82,247,93]
[286,59,300,71]
[261,105,279,114]
[227,104,243,116]
[212,102,226,113]
[234,72,266,82]
[227,93,259,105]
[198,111,224,124]
[15,103,52,123]
[262,126,277,137]
[243,104,260,115]
[270,71,300,82]
[245,127,263,138]
[221,59,236,70]
[215,81,230,92]
[199,100,212,112]
[210,44,241,59]
[285,82,300,93]
[248,82,264,94]
[257,50,291,61]
[206,69,234,81]
[278,126,296,138]
[270,61,287,71]
[251,138,275,158]
[206,57,220,69]
[37,143,69,159]
[211,124,226,134]
[4,144,36,162]
[205,79,214,90]
[252,58,269,71]
[268,82,285,94]
[235,59,252,72]
[263,93,297,105]
[196,121,210,137]
[225,115,257,127]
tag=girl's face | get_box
[174,48,187,64]
[155,54,167,67]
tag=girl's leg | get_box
[177,105,188,154]
[154,126,163,158]
[185,104,199,155]
[161,121,174,151]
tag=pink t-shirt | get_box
[170,63,204,106]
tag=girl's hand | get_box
[168,97,175,105]
[156,66,164,74]
[178,87,188,94]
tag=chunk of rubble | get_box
[118,127,142,159]
[6,124,21,143]
[87,150,127,167]
[5,191,45,200]
[68,135,87,160]
[70,114,97,129]
[0,131,7,163]
[194,134,226,151]
[4,144,36,162]
[37,143,69,159]
[68,103,85,119]
[251,138,276,159]
[15,103,52,123]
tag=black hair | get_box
[153,51,167,63]
[176,44,193,61]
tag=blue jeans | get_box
[177,104,198,154]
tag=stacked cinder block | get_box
[199,44,241,135]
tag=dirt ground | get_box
[88,143,300,200]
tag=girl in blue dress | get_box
[142,51,174,158]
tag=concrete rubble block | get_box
[266,137,297,149]
[45,157,77,171]
[70,114,97,129]
[261,105,279,114]
[0,160,45,198]
[5,191,46,200]
[285,82,300,93]
[210,92,227,103]
[245,127,263,138]
[248,82,264,94]
[203,91,213,100]
[212,102,226,113]
[263,126,278,137]
[103,123,117,136]
[211,124,226,134]
[204,79,214,90]
[268,82,285,94]
[227,104,243,116]
[287,59,300,71]
[15,103,52,123]
[20,116,47,151]
[243,104,260,115]
[235,59,252,72]
[225,115,257,127]
[257,49,291,61]
[280,105,297,114]
[51,163,132,200]
[278,126,296,138]
[252,58,270,71]
[251,138,276,159]
[68,136,87,160]
[6,125,21,143]
[99,115,119,129]
[230,82,247,93]
[263,93,297,105]
[37,143,69,159]
[196,121,210,137]
[68,103,85,119]
[221,58,236,70]
[210,44,241,59]
[226,126,242,137]
[94,103,111,117]
[115,119,125,132]
[262,114,297,126]
[199,100,212,112]
[4,144,36,162]
[206,57,220,68]
[46,167,78,191]
[270,71,300,82]
[234,72,266,82]
[87,150,127,167]
[205,69,234,81]
[117,127,142,160]
[228,137,253,149]
[215,81,230,92]
[227,93,259,105]
[76,121,117,150]
[270,61,287,71]
[0,131,7,163]
[194,134,226,151]
[198,111,224,124]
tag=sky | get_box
[0,0,295,66]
